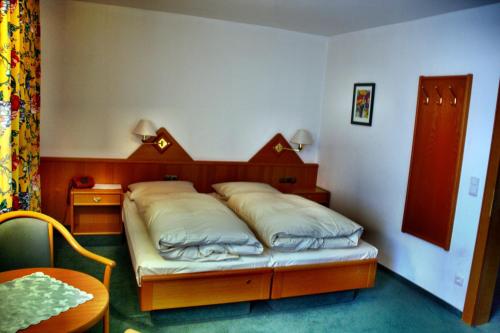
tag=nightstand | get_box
[69,185,123,235]
[292,186,331,206]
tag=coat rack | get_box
[421,86,430,105]
[403,74,473,250]
[434,86,443,105]
[449,85,457,105]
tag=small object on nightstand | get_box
[292,187,330,207]
[91,184,122,190]
[69,184,123,235]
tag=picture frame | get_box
[351,83,375,126]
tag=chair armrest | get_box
[53,222,116,289]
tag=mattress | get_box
[123,196,378,286]
[270,241,377,267]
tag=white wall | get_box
[318,4,500,310]
[40,0,327,161]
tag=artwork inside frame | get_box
[351,83,375,126]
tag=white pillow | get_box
[212,182,279,199]
[128,181,196,200]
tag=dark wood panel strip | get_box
[41,156,317,167]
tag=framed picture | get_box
[351,83,375,126]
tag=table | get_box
[0,268,109,333]
[69,186,123,235]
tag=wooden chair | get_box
[0,211,116,333]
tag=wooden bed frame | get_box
[138,259,377,311]
[40,130,378,312]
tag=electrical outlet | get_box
[469,177,479,197]
[164,175,178,181]
[454,275,464,287]
[279,177,297,184]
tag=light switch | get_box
[469,177,480,197]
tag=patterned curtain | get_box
[0,0,41,213]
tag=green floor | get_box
[55,236,500,333]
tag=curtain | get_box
[0,0,41,213]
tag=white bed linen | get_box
[123,196,270,286]
[228,192,364,251]
[123,196,378,286]
[135,192,263,261]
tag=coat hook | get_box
[435,86,443,105]
[449,85,457,106]
[421,86,429,105]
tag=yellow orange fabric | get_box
[0,0,41,212]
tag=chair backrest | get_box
[0,211,116,289]
[0,217,52,271]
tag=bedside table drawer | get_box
[73,193,121,205]
[292,187,331,207]
[299,192,329,204]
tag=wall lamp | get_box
[133,119,171,153]
[274,129,313,153]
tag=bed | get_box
[123,181,378,311]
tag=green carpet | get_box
[54,236,500,333]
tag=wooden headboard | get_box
[40,131,319,222]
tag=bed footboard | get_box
[138,259,377,311]
[139,268,273,311]
[271,259,377,299]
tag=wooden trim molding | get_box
[463,82,500,325]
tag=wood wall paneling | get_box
[40,158,319,223]
[402,75,473,250]
[41,131,318,223]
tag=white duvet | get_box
[227,193,363,251]
[134,193,264,261]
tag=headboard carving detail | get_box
[128,127,193,162]
[249,133,303,164]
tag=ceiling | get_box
[77,0,499,36]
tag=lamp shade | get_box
[133,119,156,137]
[290,129,313,145]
